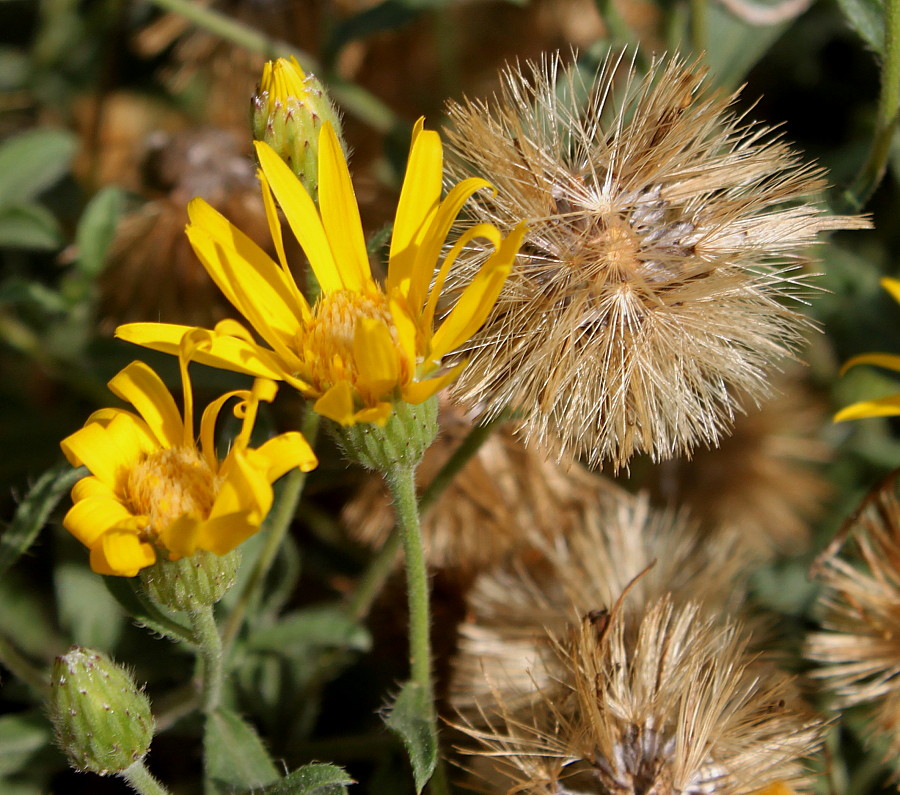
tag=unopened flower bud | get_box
[330,396,439,473]
[48,647,154,776]
[251,56,344,200]
[140,548,241,611]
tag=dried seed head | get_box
[450,487,750,716]
[456,598,823,794]
[807,470,900,770]
[444,51,868,471]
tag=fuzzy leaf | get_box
[245,605,371,655]
[74,186,126,277]
[262,763,354,794]
[0,712,52,777]
[383,681,436,793]
[0,462,84,579]
[0,202,62,250]
[102,576,196,646]
[0,128,76,207]
[836,0,884,53]
[205,707,280,791]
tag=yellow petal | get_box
[90,530,156,577]
[405,176,492,310]
[314,381,357,425]
[835,395,900,421]
[255,140,343,294]
[193,511,261,556]
[116,322,287,381]
[317,123,371,293]
[212,448,273,520]
[840,352,900,376]
[157,514,202,559]
[61,413,158,489]
[107,361,183,449]
[389,297,418,381]
[401,361,467,404]
[353,316,400,397]
[199,389,250,468]
[254,431,319,481]
[353,402,394,426]
[882,276,900,305]
[387,120,442,296]
[71,475,115,502]
[63,495,142,548]
[429,222,525,362]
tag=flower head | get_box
[60,330,317,576]
[117,120,526,427]
[807,469,900,769]
[835,277,900,421]
[444,52,868,470]
[455,598,823,794]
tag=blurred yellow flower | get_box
[117,120,526,426]
[60,330,317,577]
[835,277,900,421]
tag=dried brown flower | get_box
[444,51,868,471]
[646,372,831,555]
[450,487,750,716]
[806,469,900,768]
[455,598,823,794]
[342,400,615,574]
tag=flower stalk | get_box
[120,760,172,795]
[187,606,224,715]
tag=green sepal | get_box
[140,549,241,611]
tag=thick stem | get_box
[221,411,320,655]
[188,606,224,715]
[143,0,400,133]
[119,759,171,795]
[845,0,900,210]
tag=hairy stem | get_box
[188,606,223,715]
[120,759,171,795]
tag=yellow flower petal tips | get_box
[116,119,526,427]
[60,329,318,577]
[835,277,900,422]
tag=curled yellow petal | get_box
[108,361,183,449]
[90,530,156,577]
[835,395,900,422]
[255,431,319,481]
[840,352,900,376]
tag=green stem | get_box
[844,0,900,210]
[347,412,508,621]
[383,464,450,795]
[188,606,223,715]
[144,0,400,133]
[0,634,48,699]
[119,759,171,795]
[221,411,320,655]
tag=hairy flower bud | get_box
[251,56,344,200]
[48,647,154,776]
[140,548,241,611]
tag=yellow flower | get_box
[117,120,526,426]
[835,277,900,421]
[60,330,317,577]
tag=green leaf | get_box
[262,763,354,794]
[102,576,196,646]
[0,711,52,777]
[836,0,885,54]
[205,707,280,791]
[54,559,124,650]
[0,462,85,579]
[245,605,371,656]
[74,186,126,277]
[0,202,62,250]
[0,128,77,207]
[383,681,436,794]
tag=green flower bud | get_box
[329,396,439,473]
[251,57,344,201]
[48,647,154,776]
[140,548,240,611]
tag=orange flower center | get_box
[299,289,401,398]
[125,447,218,539]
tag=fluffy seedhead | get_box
[444,51,868,471]
[455,598,823,794]
[807,469,900,768]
